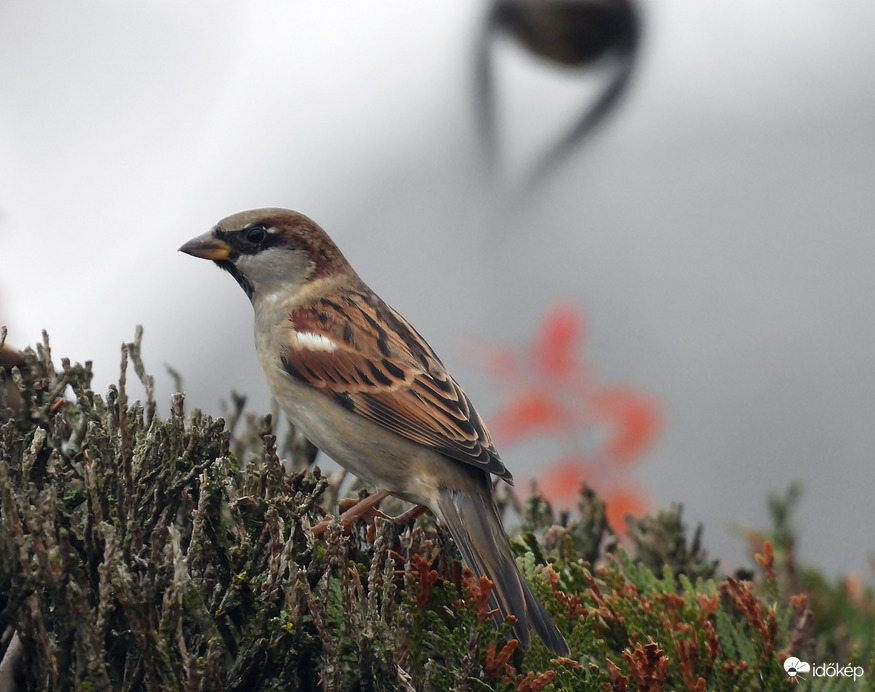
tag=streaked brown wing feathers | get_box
[281,291,511,482]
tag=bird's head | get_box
[179,208,350,302]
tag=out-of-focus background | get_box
[1,1,873,578]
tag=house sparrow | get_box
[179,208,569,655]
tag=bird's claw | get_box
[311,490,428,541]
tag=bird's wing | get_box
[280,290,511,483]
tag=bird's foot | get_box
[311,490,428,539]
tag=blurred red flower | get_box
[482,305,662,534]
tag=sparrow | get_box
[179,208,569,655]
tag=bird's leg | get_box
[390,503,429,524]
[356,499,430,542]
[311,489,430,537]
[311,489,391,536]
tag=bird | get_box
[475,0,640,193]
[179,208,569,655]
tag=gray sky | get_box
[2,0,874,579]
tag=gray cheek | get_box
[237,248,311,295]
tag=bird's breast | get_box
[253,310,462,506]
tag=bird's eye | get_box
[245,225,267,245]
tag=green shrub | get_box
[0,329,871,691]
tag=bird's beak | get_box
[179,232,232,261]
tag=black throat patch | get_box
[215,259,254,300]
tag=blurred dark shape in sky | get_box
[476,0,640,194]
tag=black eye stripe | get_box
[218,223,278,255]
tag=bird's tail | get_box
[434,483,569,656]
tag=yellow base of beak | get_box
[179,232,232,261]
